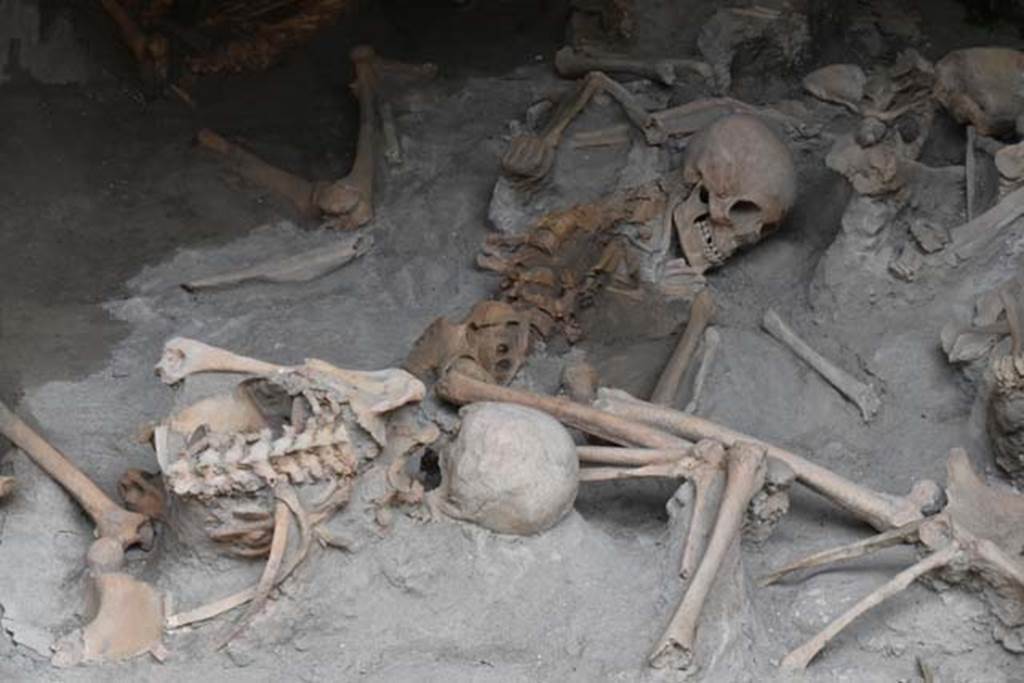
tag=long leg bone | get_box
[156,337,285,385]
[762,308,881,422]
[555,46,678,85]
[0,400,152,548]
[197,128,317,216]
[181,233,373,292]
[759,519,923,587]
[651,290,716,406]
[311,45,379,229]
[594,390,942,531]
[436,371,690,450]
[684,327,720,414]
[780,543,962,670]
[679,446,727,581]
[650,442,767,669]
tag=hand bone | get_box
[762,308,881,422]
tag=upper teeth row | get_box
[697,218,724,264]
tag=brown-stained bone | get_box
[594,389,942,531]
[181,233,373,292]
[555,45,682,86]
[0,399,163,665]
[761,308,881,422]
[436,371,689,450]
[562,357,600,404]
[649,441,767,670]
[651,289,715,406]
[117,469,165,520]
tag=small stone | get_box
[909,220,950,253]
[889,244,923,282]
[855,117,888,147]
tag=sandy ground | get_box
[2,0,1024,680]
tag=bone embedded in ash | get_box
[651,289,715,406]
[684,327,720,414]
[951,185,1024,259]
[593,390,942,532]
[555,45,677,85]
[649,441,766,670]
[761,308,881,422]
[197,128,317,216]
[155,337,285,385]
[0,475,14,500]
[182,233,373,292]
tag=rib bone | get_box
[651,290,715,405]
[650,442,767,669]
[0,400,152,549]
[762,308,881,422]
[594,390,941,531]
[156,337,284,385]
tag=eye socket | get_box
[730,200,762,222]
[699,186,710,203]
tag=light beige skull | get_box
[934,47,1024,137]
[674,114,796,272]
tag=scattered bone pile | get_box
[3,1,1024,678]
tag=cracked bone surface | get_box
[761,308,882,422]
[0,400,163,665]
[650,441,766,670]
[433,402,578,535]
[594,390,941,531]
[675,114,796,273]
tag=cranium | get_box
[674,114,796,272]
[934,47,1024,137]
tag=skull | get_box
[674,114,796,272]
[934,47,1024,137]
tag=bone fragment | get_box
[436,371,690,450]
[570,124,631,148]
[562,357,600,404]
[555,45,678,85]
[651,290,715,405]
[0,476,13,500]
[966,125,977,221]
[952,185,1024,258]
[380,102,402,165]
[156,337,284,385]
[217,492,290,649]
[577,446,688,466]
[650,442,767,669]
[679,442,727,581]
[0,400,152,548]
[99,0,168,83]
[181,233,373,292]
[999,287,1023,355]
[684,327,720,414]
[594,390,942,532]
[758,519,923,587]
[197,128,317,216]
[762,308,881,422]
[780,543,961,670]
